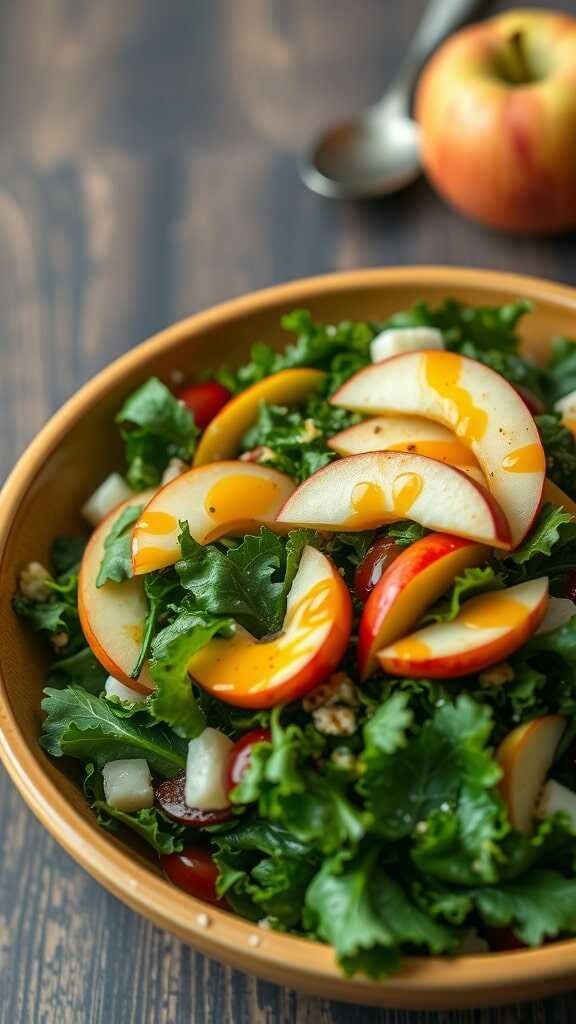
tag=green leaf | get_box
[51,535,86,574]
[12,562,84,653]
[177,524,309,638]
[84,764,185,854]
[232,713,365,854]
[363,692,413,758]
[116,377,198,490]
[218,311,375,397]
[304,850,458,978]
[96,505,143,586]
[240,396,358,483]
[473,870,576,945]
[383,298,531,355]
[545,336,576,405]
[214,818,317,927]
[422,566,504,625]
[505,503,576,567]
[40,686,187,776]
[130,569,182,679]
[149,611,233,738]
[536,415,576,499]
[386,521,428,548]
[46,646,107,695]
[359,697,502,872]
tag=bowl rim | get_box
[3,264,576,1008]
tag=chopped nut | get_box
[239,445,276,464]
[478,662,514,687]
[300,418,321,443]
[303,672,358,711]
[50,631,69,650]
[18,562,53,602]
[312,706,357,737]
[161,457,188,485]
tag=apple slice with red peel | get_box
[79,492,155,694]
[358,533,488,679]
[275,451,511,548]
[328,415,484,483]
[497,716,566,834]
[188,545,352,708]
[193,368,325,466]
[132,461,295,575]
[377,577,549,679]
[331,351,545,547]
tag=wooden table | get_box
[2,1,576,1020]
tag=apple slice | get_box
[331,351,545,547]
[132,461,295,575]
[193,368,325,466]
[79,492,155,694]
[328,415,484,482]
[537,779,576,831]
[188,545,352,708]
[275,451,511,548]
[377,578,549,679]
[497,716,566,834]
[542,477,576,516]
[358,533,488,679]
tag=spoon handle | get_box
[373,0,486,116]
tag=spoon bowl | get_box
[301,110,421,199]
[301,0,485,199]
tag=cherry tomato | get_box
[177,380,231,430]
[483,926,527,952]
[160,847,226,906]
[513,384,545,417]
[354,537,401,604]
[226,728,271,793]
[155,772,233,826]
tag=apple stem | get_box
[501,31,532,85]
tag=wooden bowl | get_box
[2,267,576,1010]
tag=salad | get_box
[14,299,576,978]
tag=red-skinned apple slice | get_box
[275,451,511,548]
[358,533,488,679]
[497,716,566,834]
[79,491,155,694]
[188,545,352,708]
[132,461,294,575]
[377,577,549,679]
[328,415,484,483]
[331,351,546,547]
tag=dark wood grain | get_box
[1,1,576,1021]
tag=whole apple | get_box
[415,9,576,233]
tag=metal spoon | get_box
[301,0,485,199]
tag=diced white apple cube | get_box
[185,727,234,810]
[102,759,153,812]
[536,779,576,830]
[82,472,133,527]
[370,326,444,364]
[104,675,148,704]
[554,389,576,418]
[536,597,576,635]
